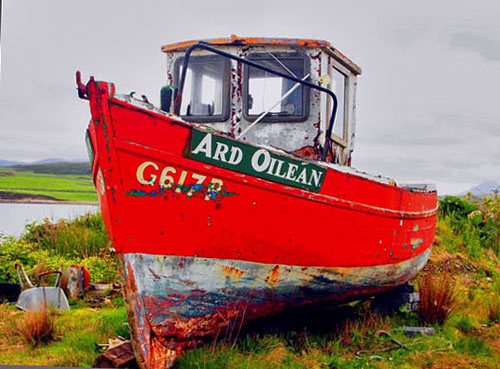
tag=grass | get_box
[0,212,118,284]
[18,306,55,347]
[0,301,129,367]
[0,167,96,202]
[0,195,499,367]
[417,272,457,324]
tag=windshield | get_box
[176,56,229,121]
[244,53,309,122]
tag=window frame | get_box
[174,55,231,122]
[330,65,349,147]
[242,52,310,123]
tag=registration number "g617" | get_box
[135,161,224,200]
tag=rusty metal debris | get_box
[61,265,91,299]
[398,326,436,335]
[94,339,139,369]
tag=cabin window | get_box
[175,55,230,122]
[243,53,310,122]
[331,67,347,140]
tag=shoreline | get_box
[0,190,98,206]
[0,199,99,206]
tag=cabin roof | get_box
[161,35,362,75]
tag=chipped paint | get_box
[120,248,430,367]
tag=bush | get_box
[438,195,499,257]
[438,196,477,219]
[0,213,119,284]
[19,306,55,347]
[23,212,111,259]
[418,272,457,325]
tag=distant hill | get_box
[459,181,500,197]
[27,158,69,165]
[1,158,91,175]
[12,161,91,175]
[0,160,23,166]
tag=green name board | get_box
[185,128,326,192]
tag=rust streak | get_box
[219,265,245,279]
[265,265,280,285]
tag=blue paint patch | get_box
[312,275,335,285]
[126,183,237,202]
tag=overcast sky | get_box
[1,0,499,194]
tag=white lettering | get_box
[212,142,230,162]
[192,133,213,158]
[296,168,309,184]
[137,161,159,186]
[309,169,324,188]
[285,163,299,181]
[266,158,278,175]
[251,149,271,172]
[273,159,287,178]
[159,166,176,189]
[205,178,224,201]
[228,146,243,165]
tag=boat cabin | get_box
[161,35,362,166]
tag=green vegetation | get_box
[0,302,128,367]
[0,165,96,202]
[0,213,118,284]
[11,161,91,175]
[0,195,498,368]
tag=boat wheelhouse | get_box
[161,35,361,166]
[78,35,437,369]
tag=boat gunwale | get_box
[114,136,437,220]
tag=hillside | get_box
[460,181,500,197]
[0,165,96,203]
[11,161,91,175]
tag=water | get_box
[0,203,99,238]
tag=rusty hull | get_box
[120,249,430,367]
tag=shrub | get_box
[418,272,457,325]
[438,196,477,219]
[0,217,119,284]
[19,306,56,347]
[438,195,499,257]
[23,212,111,259]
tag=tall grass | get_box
[0,212,118,284]
[18,306,55,347]
[23,212,111,258]
[418,272,457,324]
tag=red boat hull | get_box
[83,79,437,367]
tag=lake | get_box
[0,203,99,238]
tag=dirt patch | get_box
[423,251,479,276]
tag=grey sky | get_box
[1,0,499,194]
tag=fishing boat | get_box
[77,35,437,368]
